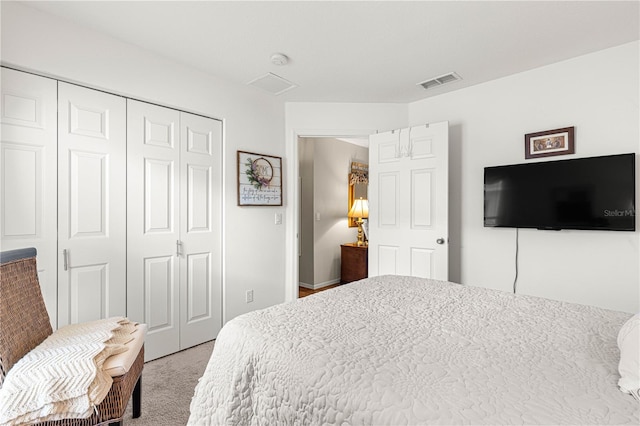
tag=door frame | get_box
[284,128,375,302]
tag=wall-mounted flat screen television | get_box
[484,153,636,231]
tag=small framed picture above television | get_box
[524,126,575,159]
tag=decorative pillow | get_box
[618,313,640,399]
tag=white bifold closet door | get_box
[178,112,222,350]
[127,100,222,361]
[0,68,58,327]
[57,82,127,326]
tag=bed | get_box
[189,275,639,425]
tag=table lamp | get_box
[348,197,369,246]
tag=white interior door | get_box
[368,122,449,280]
[127,100,181,360]
[0,68,58,327]
[57,82,127,326]
[179,112,222,349]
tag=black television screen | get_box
[484,153,636,231]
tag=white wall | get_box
[408,41,640,313]
[284,102,408,300]
[5,2,636,316]
[1,2,287,322]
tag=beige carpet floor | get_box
[123,340,215,425]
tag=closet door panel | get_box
[144,255,175,329]
[127,100,180,361]
[70,263,108,323]
[58,82,126,326]
[69,150,107,236]
[0,68,58,327]
[179,112,222,350]
[2,146,40,236]
[187,165,211,232]
[186,252,210,320]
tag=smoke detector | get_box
[271,53,289,66]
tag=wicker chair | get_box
[0,248,144,425]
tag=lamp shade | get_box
[348,198,369,219]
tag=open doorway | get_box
[297,136,368,298]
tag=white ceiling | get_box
[23,1,640,103]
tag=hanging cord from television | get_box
[513,228,519,294]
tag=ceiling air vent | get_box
[417,72,461,90]
[247,72,297,95]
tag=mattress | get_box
[189,275,639,425]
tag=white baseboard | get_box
[299,278,340,290]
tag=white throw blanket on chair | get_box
[0,317,136,426]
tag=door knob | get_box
[436,238,446,245]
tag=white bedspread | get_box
[189,276,639,425]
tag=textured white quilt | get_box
[189,276,639,425]
[0,317,136,425]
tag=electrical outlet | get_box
[246,290,254,303]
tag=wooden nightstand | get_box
[340,243,368,284]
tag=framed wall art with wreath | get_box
[237,150,283,206]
